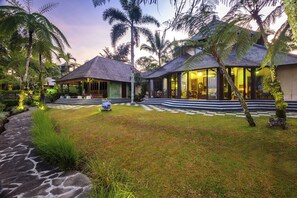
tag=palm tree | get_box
[99,43,130,63]
[171,4,256,126]
[0,0,70,89]
[140,30,171,67]
[103,0,160,103]
[33,39,60,106]
[58,52,76,74]
[222,0,290,124]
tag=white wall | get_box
[277,65,297,101]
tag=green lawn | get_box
[49,106,297,197]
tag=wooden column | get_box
[149,79,154,98]
[217,68,223,100]
[251,68,256,99]
[177,73,182,99]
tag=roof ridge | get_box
[96,55,132,67]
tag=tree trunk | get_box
[266,65,287,119]
[253,14,287,123]
[216,56,256,127]
[130,25,135,104]
[39,53,45,104]
[158,51,161,67]
[24,31,33,90]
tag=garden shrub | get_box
[2,99,18,108]
[32,110,79,170]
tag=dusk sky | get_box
[0,0,286,65]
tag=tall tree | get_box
[0,0,70,89]
[223,0,291,125]
[58,52,76,74]
[33,39,59,107]
[99,43,130,63]
[103,0,160,103]
[140,30,171,67]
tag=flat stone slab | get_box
[0,110,92,197]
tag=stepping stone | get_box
[215,113,225,116]
[203,113,214,116]
[186,112,195,115]
[126,103,131,106]
[140,105,153,111]
[226,113,236,116]
[148,105,165,112]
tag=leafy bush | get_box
[2,99,18,108]
[86,159,135,198]
[32,110,79,170]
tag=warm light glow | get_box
[17,91,25,110]
[197,72,203,77]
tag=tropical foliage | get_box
[103,0,160,103]
[283,0,297,43]
[136,56,158,71]
[0,0,69,110]
[99,43,130,63]
[222,0,292,125]
[58,52,77,74]
[140,30,171,66]
[0,0,69,89]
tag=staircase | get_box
[141,98,297,112]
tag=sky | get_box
[0,0,287,65]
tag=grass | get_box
[48,106,297,197]
[32,110,80,170]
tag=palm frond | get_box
[111,23,128,46]
[38,3,59,14]
[103,8,129,24]
[140,43,154,53]
[140,15,160,26]
[23,0,32,13]
[262,4,284,29]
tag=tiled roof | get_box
[57,56,132,83]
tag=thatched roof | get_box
[143,44,297,79]
[57,56,132,83]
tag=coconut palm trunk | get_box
[215,55,256,127]
[130,25,135,104]
[38,53,45,104]
[254,18,287,120]
[24,31,33,89]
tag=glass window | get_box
[245,69,252,99]
[208,69,217,99]
[256,67,273,99]
[170,74,178,98]
[231,67,244,100]
[189,70,207,99]
[181,72,188,98]
[163,77,168,98]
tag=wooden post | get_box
[177,73,182,99]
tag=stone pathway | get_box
[0,110,92,198]
[47,103,297,118]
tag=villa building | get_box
[56,56,132,99]
[143,19,297,101]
